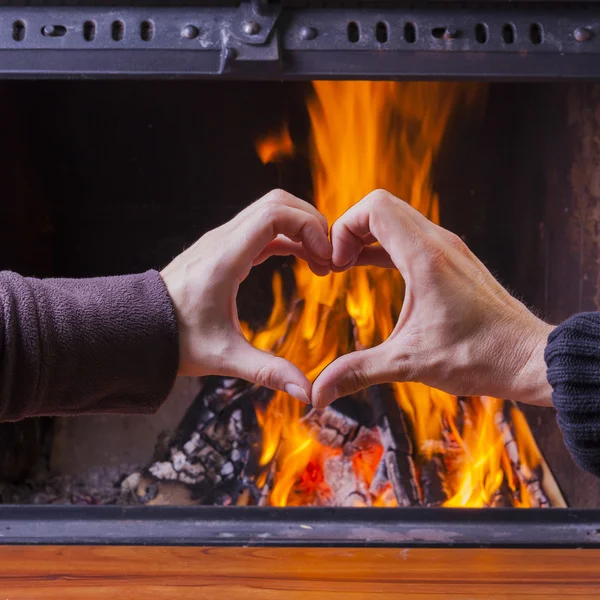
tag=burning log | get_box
[440,398,472,470]
[322,452,371,507]
[368,384,421,507]
[483,398,550,508]
[420,455,448,507]
[301,405,385,506]
[489,478,513,508]
[258,461,276,507]
[126,376,272,506]
[418,401,471,507]
[304,406,359,449]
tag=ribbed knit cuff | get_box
[545,312,600,477]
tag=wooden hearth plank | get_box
[0,546,600,598]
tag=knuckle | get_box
[368,189,393,207]
[260,202,286,225]
[340,362,372,396]
[367,190,401,219]
[263,188,288,206]
[443,230,469,254]
[255,364,277,389]
[423,240,450,271]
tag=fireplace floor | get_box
[0,379,201,506]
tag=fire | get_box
[249,82,549,508]
[256,124,294,164]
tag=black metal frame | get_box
[2,3,600,549]
[3,3,600,78]
[0,506,599,547]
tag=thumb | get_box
[312,344,400,409]
[223,338,312,405]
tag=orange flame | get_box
[250,81,547,508]
[256,124,294,164]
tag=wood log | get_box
[321,452,371,507]
[301,407,387,506]
[489,478,513,508]
[483,398,550,508]
[368,454,389,497]
[418,401,469,507]
[368,384,421,507]
[303,407,359,449]
[420,455,448,507]
[258,461,276,507]
[127,376,271,506]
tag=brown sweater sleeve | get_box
[0,270,179,422]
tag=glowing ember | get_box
[246,81,552,508]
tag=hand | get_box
[312,189,554,409]
[160,189,332,404]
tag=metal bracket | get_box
[219,32,281,75]
[230,0,282,45]
[221,0,282,74]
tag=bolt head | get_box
[574,26,593,42]
[299,26,317,41]
[181,24,199,40]
[243,20,261,36]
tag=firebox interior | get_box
[1,79,599,509]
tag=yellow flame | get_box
[251,81,544,508]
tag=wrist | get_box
[509,319,555,406]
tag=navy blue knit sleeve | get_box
[545,312,600,477]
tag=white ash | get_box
[321,454,370,507]
[0,463,142,506]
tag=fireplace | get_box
[2,1,600,555]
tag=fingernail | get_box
[285,383,310,404]
[332,257,355,270]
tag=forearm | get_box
[0,270,178,422]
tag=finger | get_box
[331,244,395,272]
[238,189,329,238]
[253,236,308,265]
[223,337,312,404]
[311,343,401,409]
[254,237,331,277]
[238,203,332,272]
[330,189,431,273]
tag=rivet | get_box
[574,26,593,42]
[243,20,261,36]
[299,26,318,41]
[181,24,199,39]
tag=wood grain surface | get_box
[1,545,600,599]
